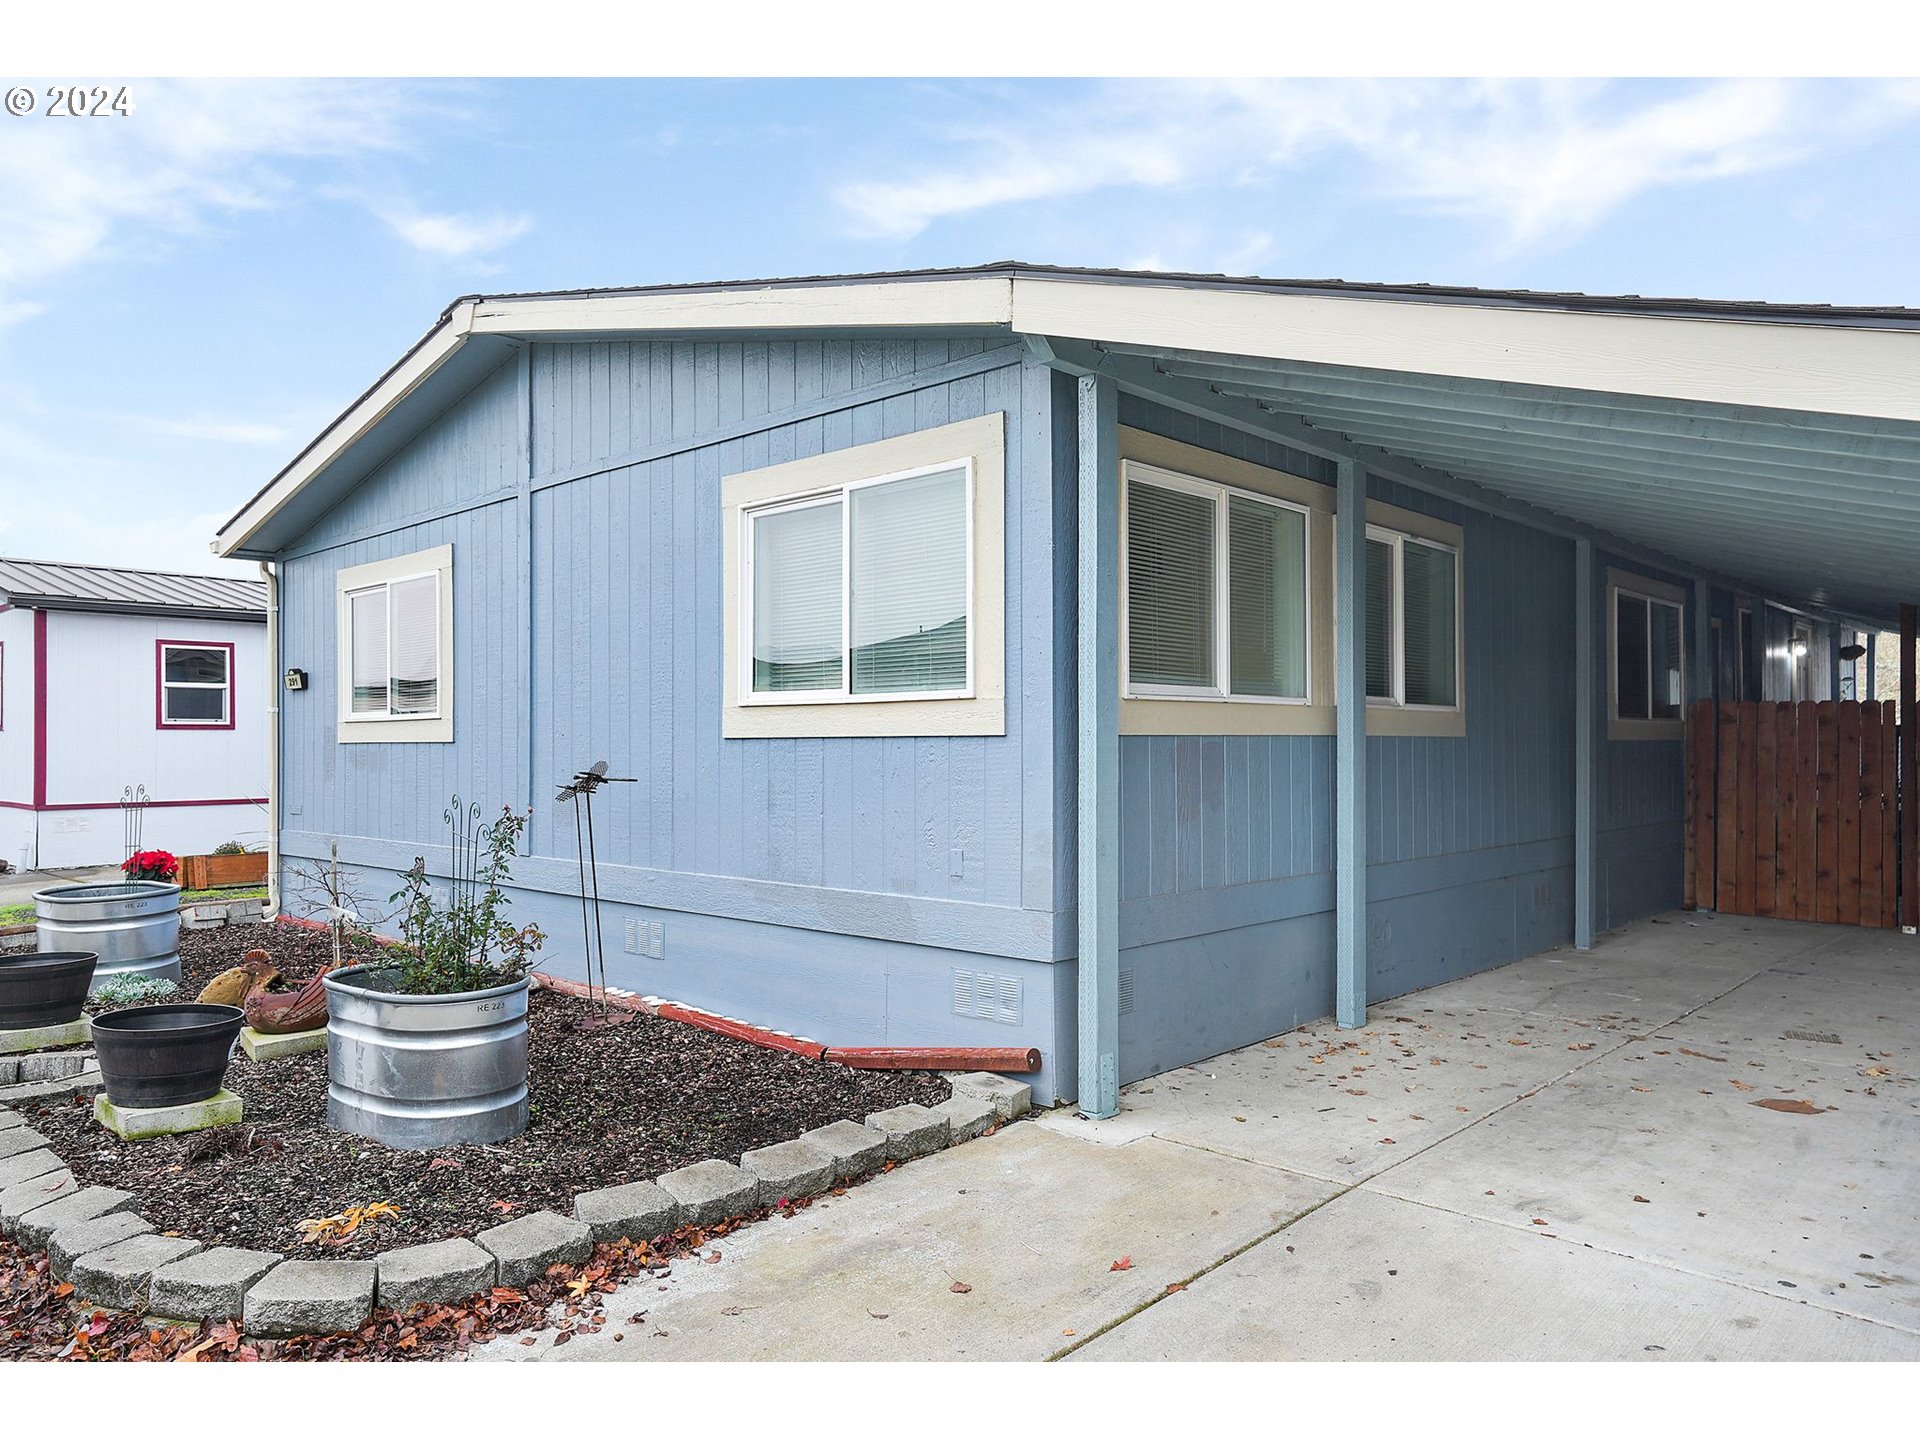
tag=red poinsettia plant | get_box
[121,849,180,883]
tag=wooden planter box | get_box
[180,852,269,891]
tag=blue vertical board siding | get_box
[278,335,1070,1093]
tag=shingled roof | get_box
[0,556,266,621]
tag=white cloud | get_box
[381,208,533,260]
[836,79,1920,255]
[0,80,427,315]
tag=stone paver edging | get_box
[0,1072,1032,1338]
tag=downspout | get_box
[260,560,281,918]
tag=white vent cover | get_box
[952,969,1021,1025]
[623,918,664,959]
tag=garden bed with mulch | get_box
[17,923,952,1258]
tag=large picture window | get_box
[335,543,454,743]
[1362,525,1460,710]
[1123,461,1310,703]
[156,640,234,729]
[744,461,973,703]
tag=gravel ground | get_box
[20,923,951,1257]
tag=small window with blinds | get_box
[157,641,234,728]
[337,545,451,739]
[1123,462,1309,703]
[1362,525,1461,711]
[1613,584,1684,722]
[743,460,973,703]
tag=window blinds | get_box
[1228,496,1307,698]
[350,588,389,714]
[1364,539,1394,699]
[1402,541,1458,707]
[850,467,968,694]
[1127,478,1215,689]
[390,575,440,714]
[752,500,844,692]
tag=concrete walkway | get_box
[0,865,122,910]
[480,913,1919,1362]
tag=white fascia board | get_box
[214,301,478,557]
[1010,276,1920,423]
[469,276,1015,339]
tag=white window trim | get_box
[721,412,1005,739]
[158,642,233,728]
[1119,459,1314,708]
[738,457,977,708]
[1607,567,1687,742]
[335,543,454,745]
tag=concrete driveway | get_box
[482,913,1919,1362]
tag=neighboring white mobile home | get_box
[0,558,269,870]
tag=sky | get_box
[3,75,1920,579]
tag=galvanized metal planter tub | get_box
[34,882,181,991]
[323,964,530,1150]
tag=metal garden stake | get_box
[556,761,635,1019]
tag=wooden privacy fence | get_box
[1685,700,1899,927]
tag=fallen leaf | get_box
[1679,1047,1727,1062]
[1378,1136,1396,1145]
[1110,1256,1133,1272]
[1632,1195,1650,1204]
[1166,1282,1185,1293]
[488,1199,521,1214]
[950,1281,972,1294]
[703,1252,723,1265]
[1568,1042,1596,1051]
[552,1331,572,1347]
[1752,1098,1823,1115]
[1730,1080,1755,1091]
[868,1310,889,1320]
[1062,1328,1076,1336]
[428,1156,463,1170]
[1531,1218,1548,1226]
[720,1305,744,1316]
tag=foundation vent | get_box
[952,969,1022,1025]
[623,918,664,959]
[1118,968,1135,1016]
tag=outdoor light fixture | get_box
[1840,643,1867,661]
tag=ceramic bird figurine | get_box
[195,950,281,1007]
[244,966,333,1035]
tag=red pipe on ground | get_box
[654,1003,829,1061]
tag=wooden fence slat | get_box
[1815,703,1840,924]
[1796,702,1820,923]
[1734,702,1759,915]
[1836,700,1863,926]
[1716,702,1742,913]
[1880,700,1900,928]
[1753,705,1778,916]
[1775,702,1799,922]
[1861,703,1884,927]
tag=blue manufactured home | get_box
[213,264,1920,1108]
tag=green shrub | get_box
[387,806,544,997]
[213,840,250,856]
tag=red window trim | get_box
[155,638,237,731]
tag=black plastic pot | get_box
[90,1003,244,1108]
[0,951,98,1030]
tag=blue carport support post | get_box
[1335,457,1367,1028]
[1076,373,1121,1118]
[1574,537,1596,950]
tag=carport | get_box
[1017,269,1920,1117]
